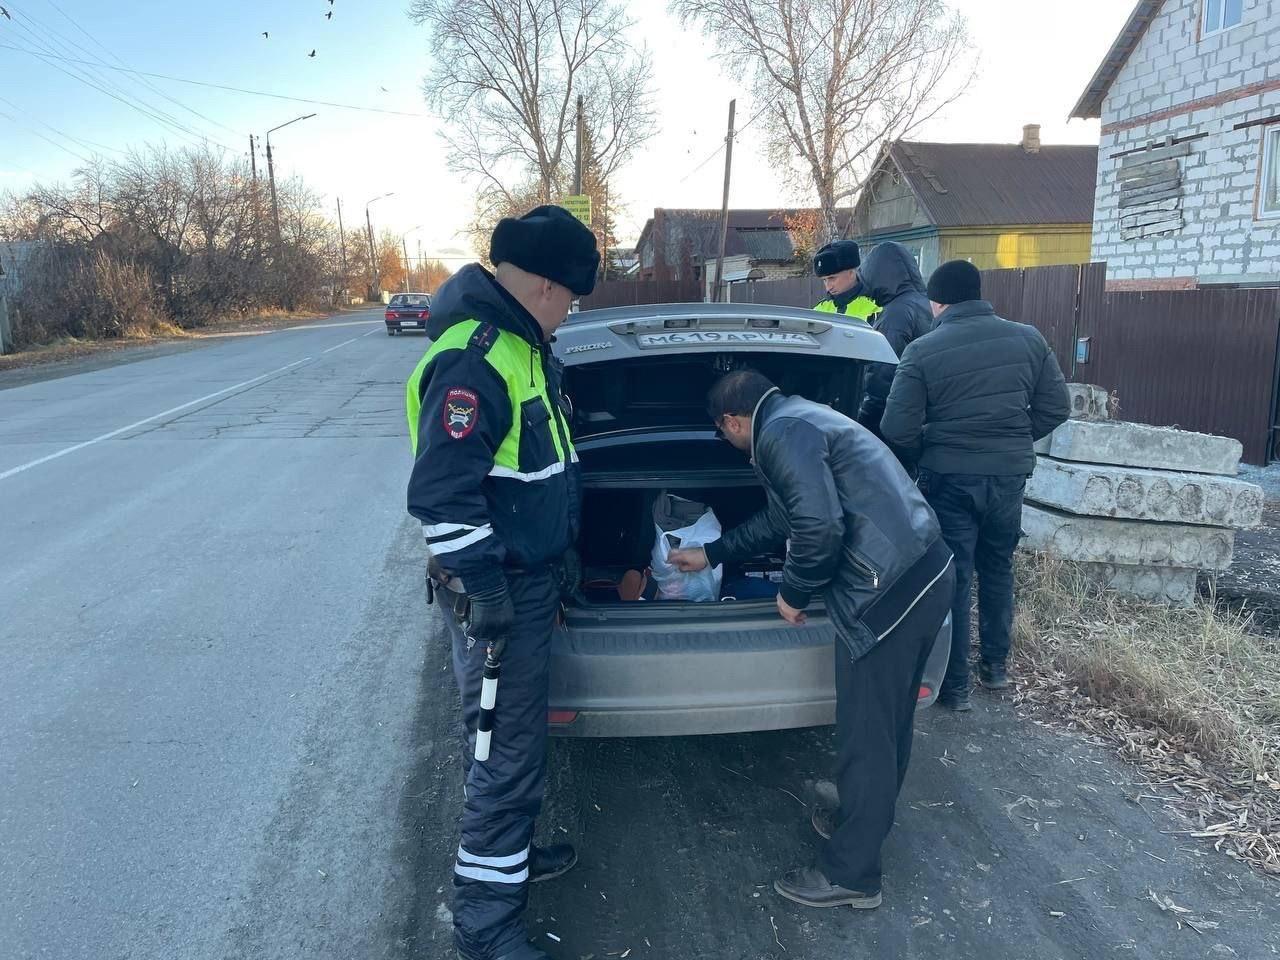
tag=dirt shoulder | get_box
[0,307,370,391]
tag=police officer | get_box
[812,239,878,321]
[406,205,599,960]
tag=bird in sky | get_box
[379,86,389,93]
[0,6,12,20]
[325,10,332,18]
[308,49,317,58]
[261,31,268,38]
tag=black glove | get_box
[465,578,514,647]
[557,546,583,600]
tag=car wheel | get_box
[387,329,396,336]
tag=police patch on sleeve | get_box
[442,388,479,439]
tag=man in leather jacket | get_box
[669,370,955,911]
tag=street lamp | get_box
[402,224,425,292]
[265,113,317,253]
[365,192,396,298]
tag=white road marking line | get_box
[0,358,312,483]
[320,324,385,354]
[322,335,363,354]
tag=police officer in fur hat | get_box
[812,239,878,321]
[406,205,599,960]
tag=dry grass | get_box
[1012,553,1280,876]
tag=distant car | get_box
[385,293,432,335]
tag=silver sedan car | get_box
[547,303,950,737]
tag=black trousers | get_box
[920,471,1025,697]
[442,569,559,960]
[819,567,955,892]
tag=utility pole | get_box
[366,207,378,297]
[249,134,257,181]
[711,99,736,304]
[264,113,316,259]
[336,198,348,286]
[574,94,584,195]
[402,235,411,292]
[364,192,394,300]
[265,137,281,255]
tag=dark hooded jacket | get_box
[405,264,581,594]
[855,242,933,435]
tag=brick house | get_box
[1071,0,1280,289]
[634,208,852,291]
[850,128,1098,275]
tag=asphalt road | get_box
[3,309,1279,960]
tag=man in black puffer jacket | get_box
[668,370,954,912]
[882,260,1070,710]
[854,242,933,455]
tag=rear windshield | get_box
[390,294,431,307]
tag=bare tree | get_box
[410,0,656,218]
[670,0,974,239]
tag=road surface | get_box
[2,308,1277,960]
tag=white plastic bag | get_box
[649,509,724,601]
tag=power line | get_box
[0,10,235,152]
[674,18,843,185]
[5,3,230,149]
[0,108,90,164]
[0,93,126,156]
[40,0,244,138]
[0,42,429,118]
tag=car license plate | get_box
[636,330,819,349]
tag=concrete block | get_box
[1033,419,1242,476]
[1078,562,1198,605]
[1020,503,1235,571]
[1066,383,1111,421]
[1027,457,1264,528]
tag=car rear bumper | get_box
[548,604,950,738]
[386,319,427,331]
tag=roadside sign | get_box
[561,195,592,226]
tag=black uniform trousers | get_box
[441,569,559,960]
[819,567,955,893]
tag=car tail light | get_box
[385,311,395,320]
[418,310,429,319]
[917,685,932,701]
[547,710,578,725]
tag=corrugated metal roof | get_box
[1070,0,1166,120]
[889,142,1099,227]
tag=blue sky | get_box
[0,0,1133,258]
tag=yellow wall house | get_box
[851,126,1098,276]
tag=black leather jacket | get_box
[705,391,953,661]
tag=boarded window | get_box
[1117,140,1188,240]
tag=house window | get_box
[1262,125,1280,219]
[1203,0,1243,35]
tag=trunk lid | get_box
[555,303,898,446]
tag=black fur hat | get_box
[813,240,861,277]
[490,204,601,296]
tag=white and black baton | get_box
[474,639,503,762]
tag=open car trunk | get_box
[563,349,867,607]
